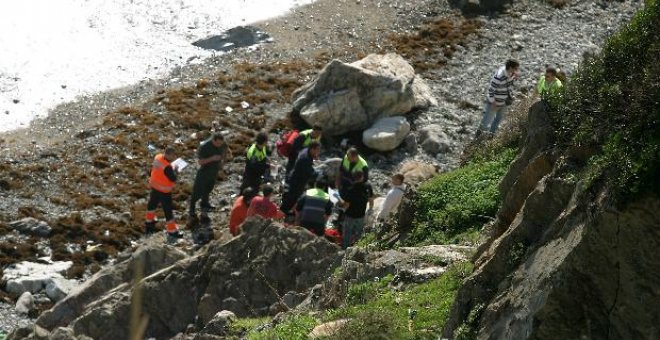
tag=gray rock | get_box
[4,260,72,295]
[49,327,76,340]
[403,133,417,154]
[418,125,450,156]
[282,291,306,309]
[363,116,411,152]
[15,292,34,315]
[199,310,236,336]
[45,278,77,303]
[8,218,52,237]
[293,53,436,136]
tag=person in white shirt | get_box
[377,174,406,222]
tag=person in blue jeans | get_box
[479,59,520,134]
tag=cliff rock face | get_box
[12,219,341,340]
[443,102,660,339]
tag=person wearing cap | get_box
[144,147,183,242]
[247,184,285,220]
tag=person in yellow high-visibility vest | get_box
[144,147,182,241]
[241,132,270,192]
[536,67,563,99]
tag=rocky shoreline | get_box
[0,0,642,334]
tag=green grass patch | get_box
[240,263,473,339]
[324,262,474,339]
[245,314,319,340]
[549,0,660,202]
[405,148,517,246]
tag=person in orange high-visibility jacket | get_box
[145,147,182,241]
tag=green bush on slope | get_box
[550,0,660,201]
[405,148,517,246]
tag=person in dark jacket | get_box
[295,178,333,236]
[189,133,229,220]
[336,147,369,197]
[338,171,374,249]
[280,141,321,214]
[286,126,322,174]
[241,132,269,192]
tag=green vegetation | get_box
[550,0,660,202]
[405,148,517,246]
[239,263,473,339]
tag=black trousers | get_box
[189,175,216,215]
[280,183,305,213]
[147,189,174,221]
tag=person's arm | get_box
[164,165,177,182]
[363,167,369,183]
[367,185,375,210]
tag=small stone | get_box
[16,291,34,315]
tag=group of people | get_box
[145,59,559,245]
[145,126,406,248]
[478,59,564,135]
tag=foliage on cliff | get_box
[551,0,660,201]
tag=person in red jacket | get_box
[229,187,257,236]
[247,184,285,220]
[144,147,182,242]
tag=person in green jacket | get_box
[536,67,563,98]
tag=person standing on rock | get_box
[336,147,369,197]
[339,171,374,249]
[241,132,270,192]
[144,147,183,241]
[478,59,520,135]
[376,173,406,222]
[295,177,333,236]
[280,141,322,214]
[536,67,563,99]
[247,184,285,221]
[285,126,323,175]
[188,133,229,223]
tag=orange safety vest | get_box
[149,154,175,193]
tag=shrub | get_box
[406,148,517,246]
[549,0,660,202]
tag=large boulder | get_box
[36,242,187,330]
[362,116,411,151]
[292,53,436,136]
[40,219,342,340]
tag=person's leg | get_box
[145,189,159,233]
[479,101,495,131]
[352,217,365,245]
[189,185,201,217]
[161,193,178,234]
[490,106,508,133]
[342,217,355,249]
[200,178,216,212]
